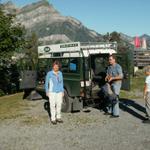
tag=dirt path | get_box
[0,98,150,150]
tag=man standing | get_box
[45,60,64,125]
[105,55,123,117]
[143,66,150,123]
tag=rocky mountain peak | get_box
[2,0,102,43]
[1,0,18,14]
[19,0,59,15]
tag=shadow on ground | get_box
[119,98,146,120]
[43,97,147,121]
[44,101,51,121]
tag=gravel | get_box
[0,98,150,150]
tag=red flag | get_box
[134,36,141,48]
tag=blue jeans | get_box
[112,96,119,116]
[107,83,121,116]
[107,96,119,116]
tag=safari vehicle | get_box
[35,42,132,112]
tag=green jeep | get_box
[36,42,133,112]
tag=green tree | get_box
[20,32,38,70]
[109,31,121,42]
[103,32,110,42]
[0,7,25,95]
[0,8,25,59]
[103,31,121,42]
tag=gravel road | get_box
[0,98,150,150]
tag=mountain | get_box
[1,1,18,14]
[1,0,103,44]
[140,34,150,39]
[1,1,150,47]
[120,33,133,43]
[120,33,150,48]
[140,34,150,48]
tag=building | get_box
[134,49,150,69]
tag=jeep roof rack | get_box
[38,42,117,58]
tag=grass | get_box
[0,92,49,125]
[120,76,145,100]
[0,93,28,120]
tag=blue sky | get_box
[1,0,150,36]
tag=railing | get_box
[80,42,117,51]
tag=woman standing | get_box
[45,60,64,125]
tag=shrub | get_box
[0,89,5,97]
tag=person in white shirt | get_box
[143,66,150,123]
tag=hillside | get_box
[2,0,103,44]
[1,0,150,46]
